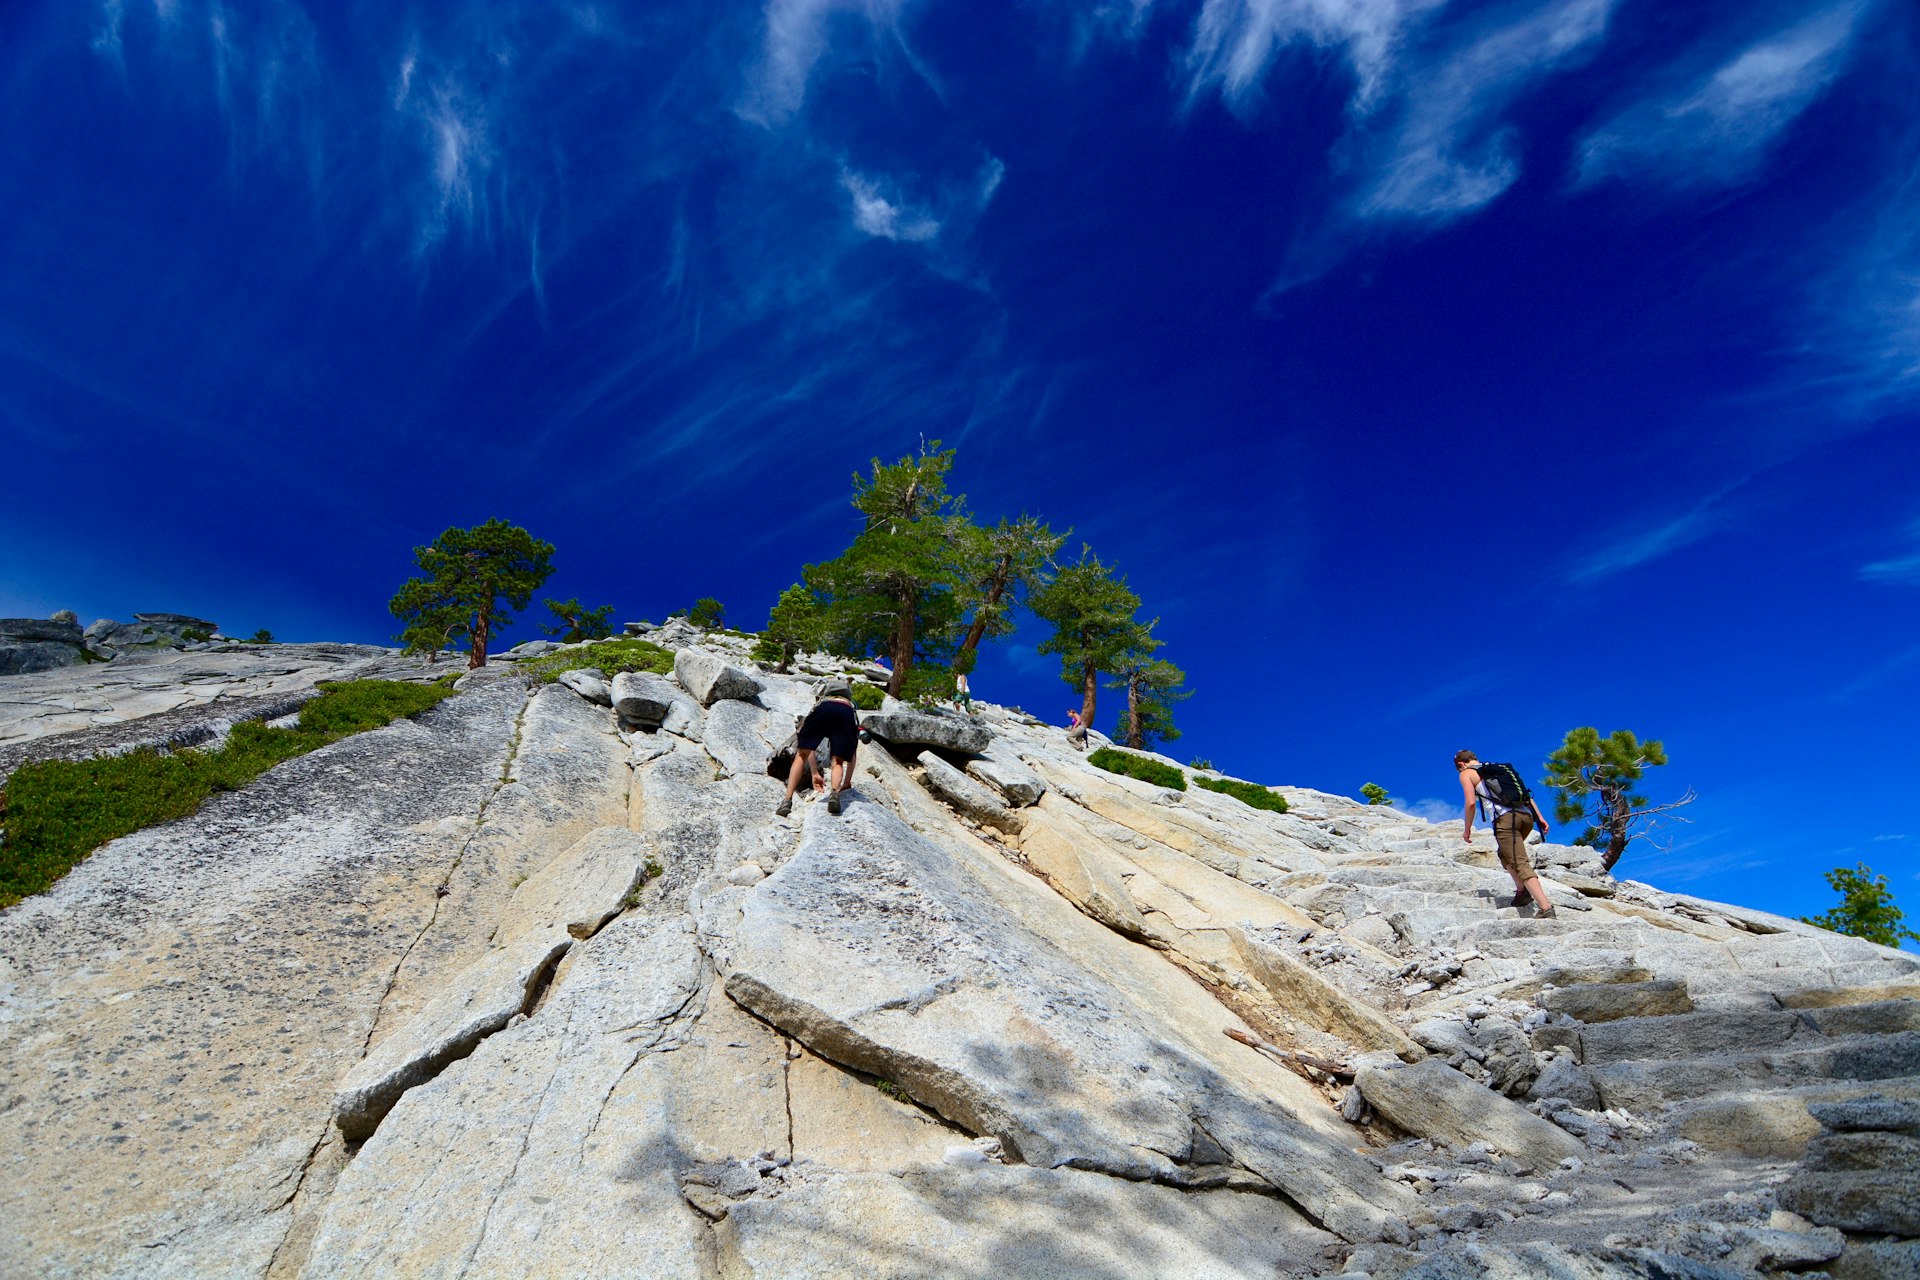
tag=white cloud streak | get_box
[843,170,941,242]
[1181,0,1441,115]
[743,0,908,124]
[1564,494,1725,583]
[1861,518,1920,584]
[1576,1,1870,191]
[1355,0,1615,224]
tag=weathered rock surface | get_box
[859,708,991,755]
[557,666,612,705]
[674,647,761,706]
[611,668,682,727]
[4,634,1918,1278]
[966,751,1047,806]
[917,748,1022,833]
[1357,1057,1588,1172]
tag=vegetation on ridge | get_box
[1087,747,1186,791]
[519,637,674,684]
[0,679,457,908]
[390,519,555,668]
[1543,727,1694,873]
[1801,863,1920,948]
[1193,774,1289,813]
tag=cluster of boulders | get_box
[0,610,223,674]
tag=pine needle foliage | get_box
[1087,747,1186,791]
[1801,864,1920,948]
[390,519,555,668]
[0,680,456,907]
[541,598,615,643]
[1543,727,1694,872]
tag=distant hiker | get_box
[954,670,972,713]
[1066,707,1087,750]
[1455,750,1555,918]
[777,680,859,817]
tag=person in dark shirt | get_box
[776,680,860,817]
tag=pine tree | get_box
[808,442,967,697]
[1361,783,1391,806]
[752,584,825,674]
[1543,727,1695,872]
[687,598,725,629]
[1801,864,1920,948]
[1031,546,1145,735]
[541,598,615,643]
[1104,625,1190,750]
[952,515,1066,670]
[389,520,554,669]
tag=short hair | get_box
[1454,749,1477,767]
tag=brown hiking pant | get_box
[1494,811,1537,882]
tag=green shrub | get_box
[1088,747,1187,791]
[849,681,886,710]
[687,598,725,629]
[1360,782,1391,806]
[0,679,457,908]
[248,629,276,644]
[520,637,673,683]
[1193,774,1288,813]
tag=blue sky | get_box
[2,0,1916,929]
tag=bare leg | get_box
[1524,875,1552,912]
[782,751,811,802]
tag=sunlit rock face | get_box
[2,626,1916,1280]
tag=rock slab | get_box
[1357,1057,1587,1172]
[675,647,762,706]
[859,710,991,755]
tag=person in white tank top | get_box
[1454,750,1555,917]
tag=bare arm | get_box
[1531,798,1549,838]
[1459,769,1479,843]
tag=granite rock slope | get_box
[1,626,1916,1280]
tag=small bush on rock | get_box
[0,679,456,907]
[1088,747,1186,791]
[849,682,886,710]
[1193,774,1288,813]
[521,638,672,683]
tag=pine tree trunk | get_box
[956,568,1010,663]
[888,590,915,698]
[1125,674,1143,749]
[1600,785,1630,872]
[470,606,491,669]
[1080,661,1098,736]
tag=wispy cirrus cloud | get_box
[1575,1,1872,191]
[1564,488,1734,583]
[1353,0,1615,224]
[740,0,913,125]
[1180,0,1441,115]
[1860,518,1920,584]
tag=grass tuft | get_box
[0,679,457,908]
[1193,774,1289,813]
[1087,747,1187,791]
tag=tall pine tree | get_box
[1030,546,1145,734]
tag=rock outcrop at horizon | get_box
[1,627,1915,1279]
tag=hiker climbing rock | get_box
[777,679,859,817]
[1455,750,1555,918]
[1065,706,1087,750]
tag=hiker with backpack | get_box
[776,680,859,818]
[1454,750,1556,918]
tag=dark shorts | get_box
[797,700,859,761]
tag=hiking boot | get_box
[774,797,792,818]
[827,790,842,815]
[1509,891,1530,909]
[1537,905,1558,920]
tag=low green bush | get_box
[0,679,456,908]
[1194,774,1289,813]
[520,637,673,683]
[849,682,886,710]
[1088,747,1187,791]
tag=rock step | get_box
[1578,1008,1813,1064]
[1590,1031,1920,1112]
